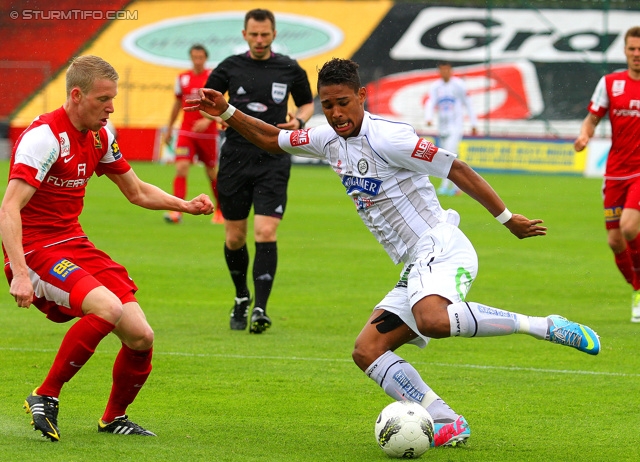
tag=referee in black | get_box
[205,8,314,334]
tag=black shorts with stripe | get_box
[217,142,291,220]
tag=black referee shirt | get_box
[205,52,313,146]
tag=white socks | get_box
[365,351,457,421]
[447,301,548,339]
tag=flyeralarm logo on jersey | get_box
[122,12,343,68]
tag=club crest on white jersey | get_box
[358,158,369,175]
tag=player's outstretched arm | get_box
[185,88,285,154]
[107,170,214,215]
[447,159,547,239]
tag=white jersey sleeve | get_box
[588,76,609,114]
[366,117,455,179]
[94,127,123,165]
[14,123,60,182]
[174,76,183,98]
[278,125,336,159]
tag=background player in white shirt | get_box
[424,61,478,196]
[187,58,601,448]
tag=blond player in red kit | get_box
[0,55,213,441]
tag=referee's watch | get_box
[296,117,306,129]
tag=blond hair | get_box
[66,55,118,96]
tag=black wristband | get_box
[296,117,305,129]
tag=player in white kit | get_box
[186,58,601,448]
[424,61,477,196]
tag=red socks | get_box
[173,175,186,200]
[101,344,153,423]
[627,236,640,290]
[37,314,115,398]
[35,314,153,423]
[613,236,640,290]
[615,247,634,286]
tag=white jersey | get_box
[278,112,457,264]
[424,77,477,138]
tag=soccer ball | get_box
[374,401,434,459]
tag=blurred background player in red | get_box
[164,44,222,224]
[574,26,640,323]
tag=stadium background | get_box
[1,0,638,175]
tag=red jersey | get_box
[174,69,217,138]
[588,71,640,179]
[5,106,131,256]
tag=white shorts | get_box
[375,222,478,348]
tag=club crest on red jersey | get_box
[93,131,102,149]
[290,128,311,147]
[612,80,625,97]
[411,138,437,162]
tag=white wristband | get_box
[220,104,236,121]
[495,208,513,224]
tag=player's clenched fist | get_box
[186,193,214,215]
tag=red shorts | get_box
[3,238,137,323]
[603,176,640,229]
[175,133,218,168]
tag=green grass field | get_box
[0,161,638,461]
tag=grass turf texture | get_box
[0,161,638,461]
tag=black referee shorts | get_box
[217,142,291,221]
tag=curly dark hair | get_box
[317,58,361,93]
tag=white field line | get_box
[1,346,638,378]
